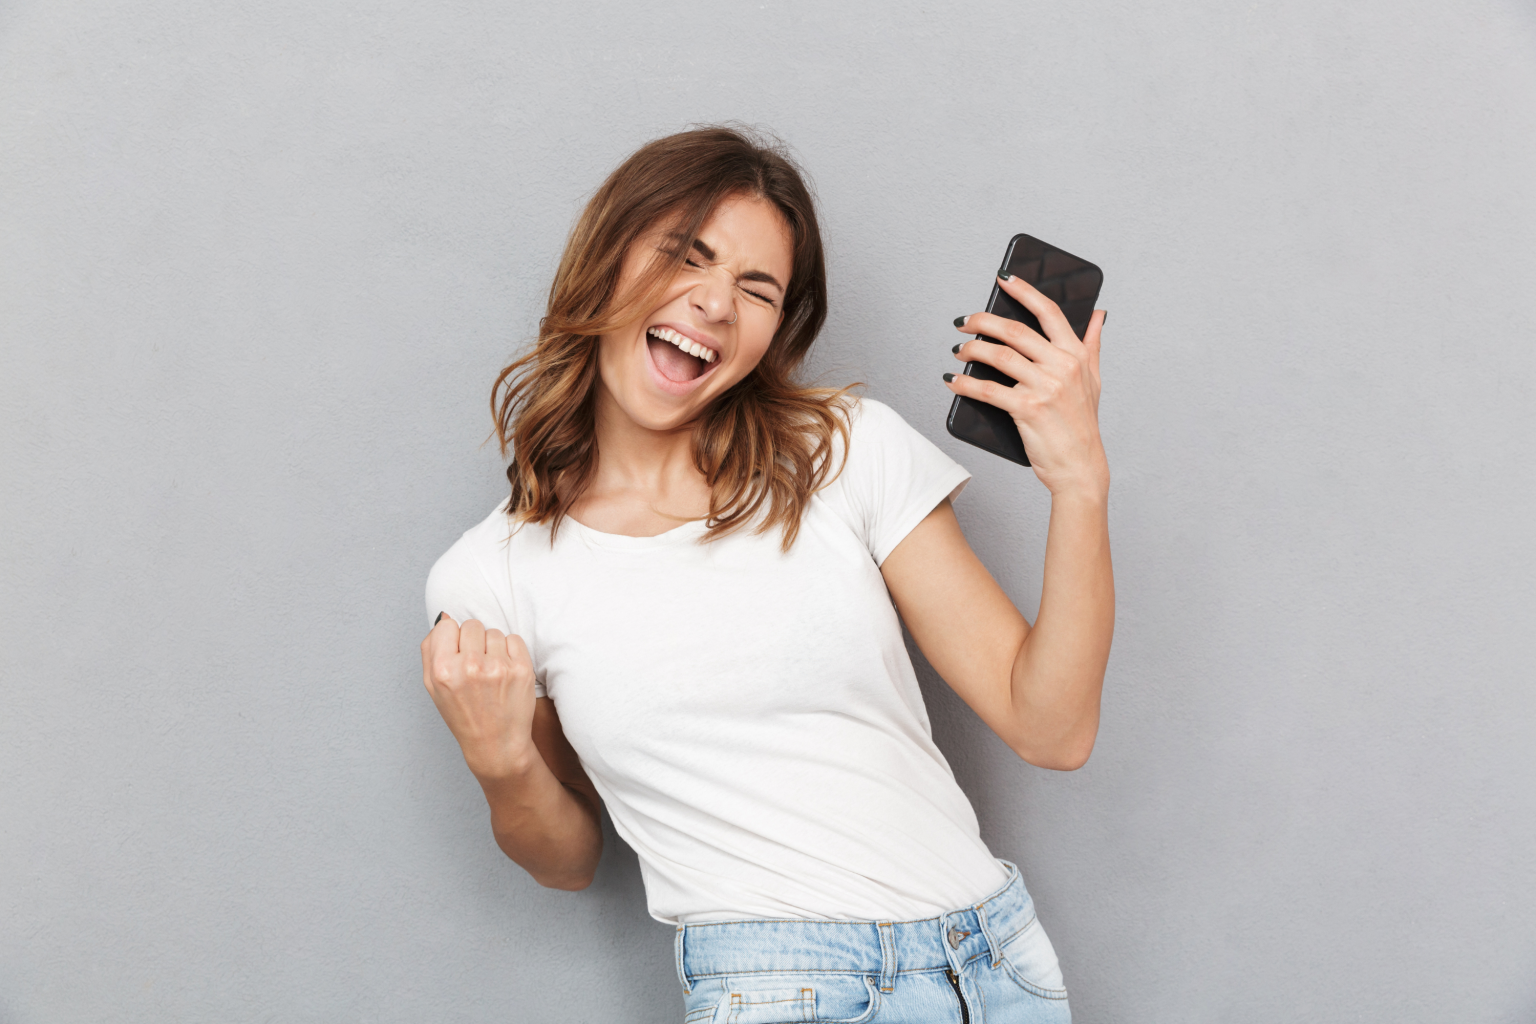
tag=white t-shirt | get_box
[425,398,1009,923]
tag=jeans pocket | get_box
[695,972,880,1024]
[998,915,1069,1000]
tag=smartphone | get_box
[945,233,1103,466]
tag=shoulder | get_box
[818,396,972,565]
[423,499,523,633]
[830,396,964,477]
[430,499,515,575]
[841,396,908,445]
[821,396,923,470]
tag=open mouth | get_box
[646,325,718,385]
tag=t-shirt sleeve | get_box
[423,502,546,698]
[817,398,972,566]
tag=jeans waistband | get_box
[674,861,1035,994]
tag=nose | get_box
[688,270,736,325]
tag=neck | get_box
[579,380,712,525]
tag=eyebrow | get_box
[666,233,785,292]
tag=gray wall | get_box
[2,1,1533,1020]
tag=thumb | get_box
[1085,310,1106,378]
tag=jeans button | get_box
[947,926,969,949]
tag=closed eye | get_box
[668,235,780,306]
[681,257,775,305]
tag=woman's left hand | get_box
[945,276,1109,498]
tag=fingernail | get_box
[434,611,445,625]
[998,270,1013,281]
[953,315,969,328]
[942,372,956,383]
[951,343,962,354]
[1102,310,1108,324]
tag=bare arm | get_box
[881,277,1114,770]
[882,497,1111,770]
[422,616,602,889]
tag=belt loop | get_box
[876,921,897,993]
[976,899,1003,969]
[674,924,692,993]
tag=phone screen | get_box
[945,234,1103,466]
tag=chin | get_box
[617,390,702,433]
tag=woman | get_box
[421,126,1112,1023]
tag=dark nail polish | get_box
[434,611,445,626]
[1102,311,1108,324]
[953,315,968,328]
[942,372,956,383]
[998,270,1013,281]
[951,343,962,354]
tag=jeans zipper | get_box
[945,967,970,1024]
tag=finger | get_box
[420,638,437,695]
[955,309,1046,351]
[503,633,537,698]
[420,614,448,700]
[483,627,509,658]
[952,336,1047,387]
[505,632,533,668]
[995,273,1078,346]
[953,314,1061,367]
[423,611,460,661]
[942,370,1024,418]
[1084,309,1106,382]
[458,618,486,658]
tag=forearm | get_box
[1009,488,1114,769]
[474,749,604,890]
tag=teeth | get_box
[648,326,716,363]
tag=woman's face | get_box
[596,194,793,433]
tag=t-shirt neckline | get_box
[561,513,711,551]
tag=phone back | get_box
[945,234,1103,466]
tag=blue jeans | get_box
[674,862,1071,1023]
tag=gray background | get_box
[2,0,1533,1020]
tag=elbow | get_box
[1028,747,1093,772]
[536,869,597,891]
[1010,731,1097,772]
[494,835,601,892]
[521,848,599,890]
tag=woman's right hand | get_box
[421,614,539,780]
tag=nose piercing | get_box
[726,311,737,325]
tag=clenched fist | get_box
[421,614,539,780]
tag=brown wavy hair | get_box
[491,126,856,550]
